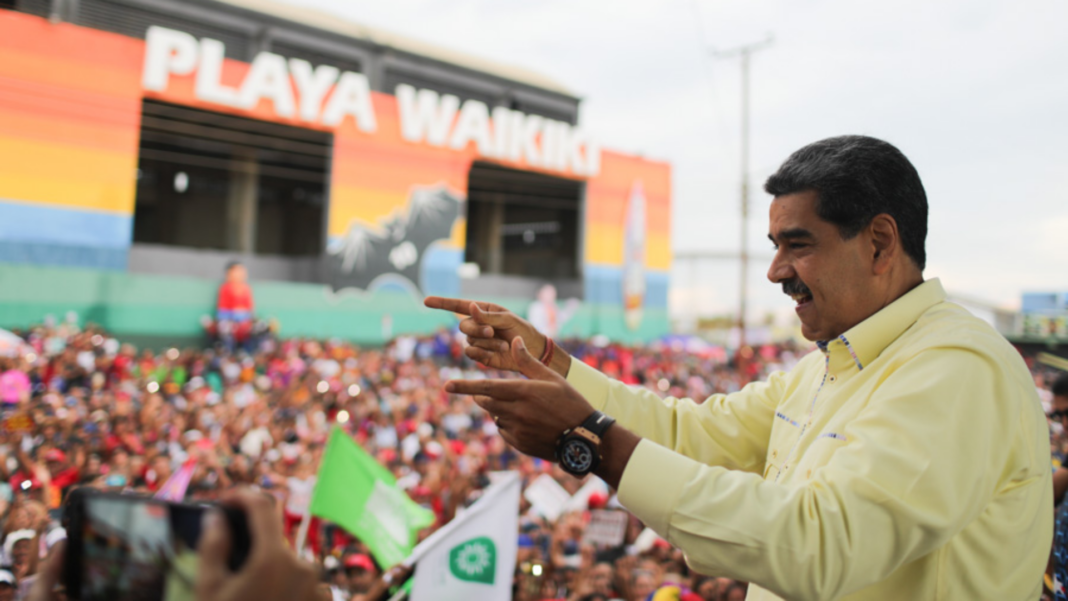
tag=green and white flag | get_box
[406,472,520,601]
[310,427,435,568]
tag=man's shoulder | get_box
[894,300,1037,402]
[904,300,1019,360]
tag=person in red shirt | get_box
[216,261,255,353]
[104,415,144,456]
[43,449,79,491]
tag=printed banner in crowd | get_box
[582,509,628,547]
[310,427,435,568]
[406,471,520,601]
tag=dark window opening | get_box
[464,162,582,280]
[133,100,331,257]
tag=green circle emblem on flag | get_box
[448,536,496,584]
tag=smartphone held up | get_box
[61,489,250,601]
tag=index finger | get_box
[424,297,497,315]
[445,378,526,400]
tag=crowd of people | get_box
[0,315,1061,601]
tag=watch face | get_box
[560,438,595,474]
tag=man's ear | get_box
[869,214,899,275]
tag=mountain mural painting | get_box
[327,185,465,295]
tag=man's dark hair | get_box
[764,135,928,270]
[1053,373,1068,398]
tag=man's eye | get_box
[789,243,808,250]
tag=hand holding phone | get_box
[195,490,318,601]
[55,488,317,601]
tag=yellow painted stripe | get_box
[327,185,416,238]
[447,218,466,250]
[647,232,672,270]
[585,226,671,269]
[0,136,135,213]
[585,224,622,265]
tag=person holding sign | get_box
[426,135,1051,600]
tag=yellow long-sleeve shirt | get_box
[568,279,1052,600]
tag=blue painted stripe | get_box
[0,241,127,270]
[584,265,669,309]
[0,199,132,248]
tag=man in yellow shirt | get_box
[428,135,1051,600]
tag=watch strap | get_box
[579,410,615,439]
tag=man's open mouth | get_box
[782,279,813,308]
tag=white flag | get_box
[407,472,520,601]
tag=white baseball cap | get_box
[3,529,35,558]
[0,568,15,586]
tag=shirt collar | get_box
[818,278,946,372]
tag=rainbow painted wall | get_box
[0,10,672,343]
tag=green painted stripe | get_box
[0,264,669,344]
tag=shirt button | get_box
[771,449,778,458]
[806,469,812,479]
[828,375,837,383]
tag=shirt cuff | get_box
[566,359,611,412]
[617,439,702,536]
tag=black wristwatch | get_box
[555,410,616,477]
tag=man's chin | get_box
[798,321,824,342]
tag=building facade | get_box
[0,0,671,344]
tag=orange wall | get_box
[0,11,143,215]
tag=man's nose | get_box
[767,250,794,284]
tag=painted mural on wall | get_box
[326,185,464,294]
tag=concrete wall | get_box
[128,243,325,284]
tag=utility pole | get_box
[712,36,773,350]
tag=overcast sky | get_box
[278,0,1068,323]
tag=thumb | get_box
[196,509,232,594]
[511,337,556,380]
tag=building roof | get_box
[214,0,576,97]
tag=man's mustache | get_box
[782,278,812,298]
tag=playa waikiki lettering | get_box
[142,26,601,176]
